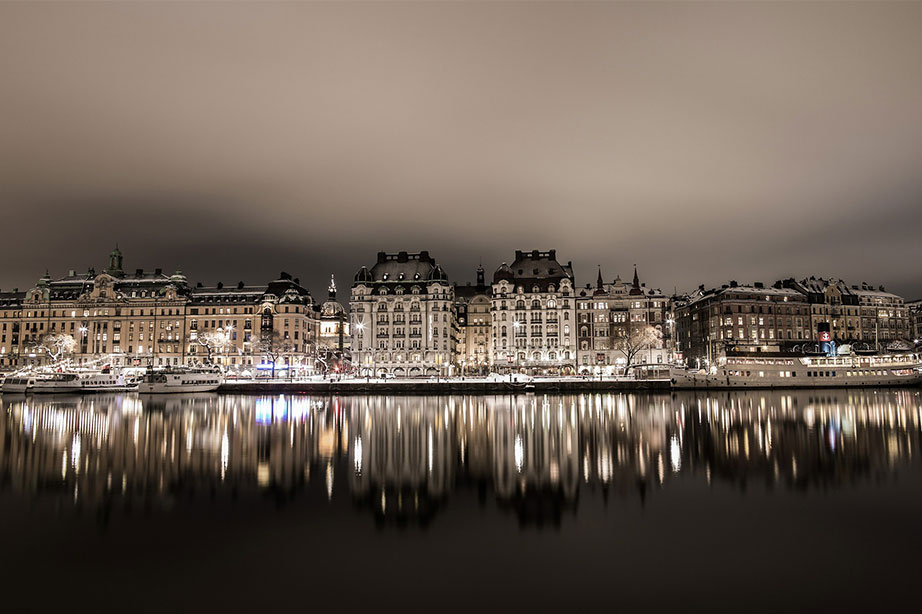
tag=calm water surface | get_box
[2,390,921,612]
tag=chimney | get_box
[154,268,162,275]
[217,282,224,289]
[549,249,556,260]
[237,281,244,289]
[377,251,387,264]
[136,269,143,276]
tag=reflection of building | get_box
[350,251,455,377]
[2,390,919,527]
[575,267,671,374]
[453,265,492,374]
[0,248,321,371]
[491,250,576,375]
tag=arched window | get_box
[547,299,556,309]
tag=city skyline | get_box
[2,2,922,298]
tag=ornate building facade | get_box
[490,250,576,375]
[780,277,911,349]
[0,248,320,371]
[349,251,455,377]
[575,267,672,374]
[317,275,351,372]
[453,265,492,375]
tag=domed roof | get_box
[354,266,372,283]
[493,262,514,283]
[427,264,448,282]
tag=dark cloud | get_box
[1,1,921,298]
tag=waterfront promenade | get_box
[219,375,671,395]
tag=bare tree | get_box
[253,329,292,378]
[196,330,229,365]
[614,325,662,372]
[32,333,77,365]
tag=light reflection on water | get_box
[1,389,920,526]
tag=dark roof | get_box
[494,250,574,290]
[354,251,450,286]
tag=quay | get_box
[219,378,672,395]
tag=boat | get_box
[1,375,36,393]
[658,353,922,389]
[138,368,222,393]
[31,373,83,394]
[78,372,139,392]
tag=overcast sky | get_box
[2,1,921,299]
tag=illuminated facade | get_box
[782,277,911,348]
[0,248,320,371]
[675,281,812,364]
[349,251,455,377]
[491,250,576,375]
[453,265,492,374]
[575,267,672,374]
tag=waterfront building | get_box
[187,272,319,373]
[0,248,320,372]
[675,281,812,365]
[781,277,911,349]
[349,251,455,377]
[453,265,492,375]
[575,267,672,374]
[909,300,922,343]
[317,275,351,372]
[490,250,576,375]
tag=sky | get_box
[1,1,921,300]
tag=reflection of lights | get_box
[220,431,229,480]
[71,434,81,474]
[514,435,524,472]
[257,462,270,487]
[670,435,682,472]
[326,463,334,500]
[354,437,363,474]
[427,427,433,473]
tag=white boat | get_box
[2,376,36,393]
[659,353,922,389]
[138,369,222,394]
[32,373,83,394]
[78,372,139,392]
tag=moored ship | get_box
[78,372,139,392]
[138,368,222,394]
[663,352,921,389]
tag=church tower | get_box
[107,245,124,277]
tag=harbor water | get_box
[1,389,921,612]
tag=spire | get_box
[596,266,604,291]
[328,274,336,300]
[630,265,642,295]
[476,262,485,287]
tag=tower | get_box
[107,245,124,277]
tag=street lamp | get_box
[513,320,521,375]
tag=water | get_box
[2,390,921,613]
